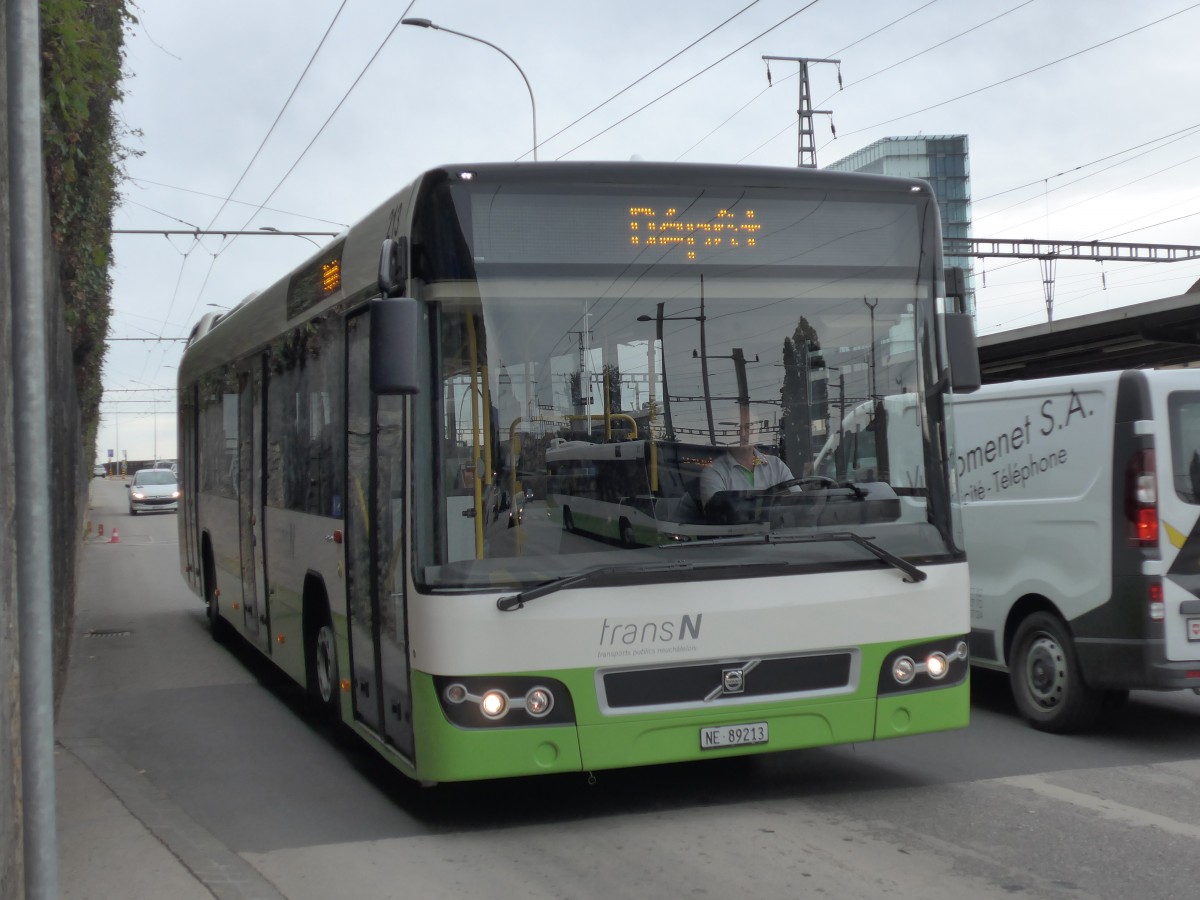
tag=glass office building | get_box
[826,135,974,316]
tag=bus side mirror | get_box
[945,312,981,394]
[378,237,407,297]
[370,297,420,395]
[944,266,967,313]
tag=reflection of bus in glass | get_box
[545,438,755,545]
[178,161,979,785]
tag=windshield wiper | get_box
[496,561,697,612]
[660,531,926,583]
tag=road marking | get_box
[997,773,1200,840]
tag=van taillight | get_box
[1126,448,1158,547]
[1148,579,1165,621]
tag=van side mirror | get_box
[945,312,981,393]
[370,297,420,395]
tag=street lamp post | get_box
[402,18,538,161]
[259,225,320,248]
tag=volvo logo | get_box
[705,659,761,701]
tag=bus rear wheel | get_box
[1009,611,1102,733]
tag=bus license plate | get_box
[700,722,768,750]
[1187,617,1200,642]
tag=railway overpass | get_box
[977,278,1200,383]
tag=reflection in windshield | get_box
[412,179,950,589]
[135,471,178,486]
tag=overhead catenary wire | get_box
[719,0,1030,163]
[830,0,1035,97]
[556,0,825,159]
[199,0,353,234]
[972,121,1200,205]
[519,0,768,160]
[992,149,1200,235]
[124,176,349,227]
[733,0,1034,163]
[139,0,358,388]
[834,3,1200,139]
[171,2,419,352]
[974,126,1200,225]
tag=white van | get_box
[953,369,1200,732]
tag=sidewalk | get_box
[56,742,213,900]
[57,485,288,900]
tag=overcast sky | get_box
[102,0,1200,460]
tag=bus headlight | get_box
[525,686,554,717]
[480,690,508,719]
[925,652,949,680]
[879,638,969,694]
[433,675,575,728]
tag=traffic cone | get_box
[110,527,120,544]
[98,523,105,537]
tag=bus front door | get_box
[237,361,270,654]
[375,393,414,760]
[345,312,415,760]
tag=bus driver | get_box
[699,407,797,516]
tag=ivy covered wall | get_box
[41,0,135,451]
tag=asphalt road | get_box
[58,477,1200,899]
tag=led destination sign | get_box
[629,206,760,260]
[462,187,919,268]
[465,192,775,266]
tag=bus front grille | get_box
[599,651,855,713]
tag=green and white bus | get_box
[177,162,979,783]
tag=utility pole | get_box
[761,56,840,167]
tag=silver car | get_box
[128,468,180,515]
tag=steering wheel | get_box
[763,475,837,495]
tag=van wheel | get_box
[1009,612,1102,733]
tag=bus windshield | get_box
[412,171,950,590]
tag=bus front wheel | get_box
[203,546,230,643]
[1009,611,1102,733]
[306,602,341,725]
[619,518,636,548]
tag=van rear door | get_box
[1154,374,1200,664]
